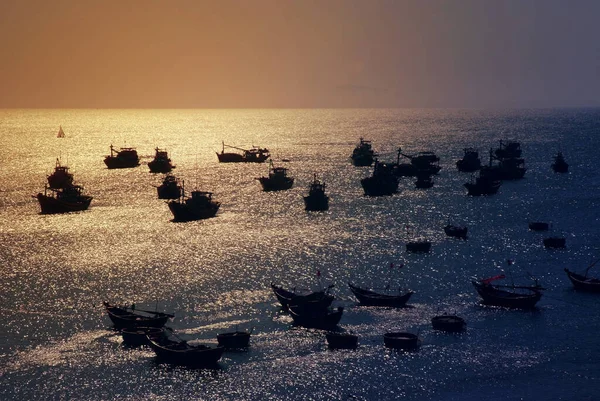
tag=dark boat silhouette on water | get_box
[414,173,434,189]
[35,184,92,214]
[464,170,502,196]
[304,174,329,211]
[156,174,182,199]
[216,142,270,163]
[361,161,399,196]
[288,305,344,330]
[384,332,420,350]
[481,149,526,180]
[271,283,335,311]
[216,329,252,349]
[494,140,522,159]
[472,273,543,309]
[47,158,74,189]
[351,138,376,166]
[456,148,481,172]
[431,315,466,332]
[564,258,600,292]
[147,331,224,367]
[257,162,294,191]
[325,332,358,350]
[529,222,550,231]
[552,152,569,173]
[168,186,220,222]
[104,145,140,169]
[444,224,468,239]
[103,302,173,329]
[396,148,441,176]
[348,283,413,307]
[148,148,175,173]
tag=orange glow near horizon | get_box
[1,0,599,108]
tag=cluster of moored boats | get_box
[102,247,600,366]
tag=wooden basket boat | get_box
[383,332,420,350]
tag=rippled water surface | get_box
[1,109,599,400]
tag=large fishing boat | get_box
[257,162,294,191]
[34,184,93,214]
[456,148,481,172]
[156,174,182,199]
[464,171,502,196]
[168,188,220,222]
[351,138,376,166]
[494,140,522,159]
[47,158,74,189]
[148,148,175,173]
[104,145,140,169]
[304,174,329,211]
[361,161,399,196]
[216,142,270,163]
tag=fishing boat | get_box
[216,329,252,349]
[552,152,569,173]
[271,283,334,310]
[156,174,182,199]
[431,315,466,332]
[104,144,140,169]
[397,148,441,175]
[168,187,220,222]
[494,140,522,159]
[103,302,173,329]
[216,142,270,163]
[456,148,481,172]
[325,332,358,350]
[406,240,431,253]
[361,161,399,196]
[528,222,550,231]
[464,172,502,196]
[480,149,527,180]
[472,274,543,309]
[444,224,468,239]
[148,147,175,173]
[120,327,166,347]
[34,184,92,214]
[351,138,376,166]
[383,332,420,350]
[414,173,434,189]
[348,283,413,307]
[288,305,344,330]
[57,126,65,138]
[564,259,600,292]
[304,174,329,211]
[544,237,566,249]
[47,158,74,189]
[147,332,224,367]
[257,162,294,191]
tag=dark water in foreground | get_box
[1,108,599,400]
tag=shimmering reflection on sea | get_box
[1,109,600,400]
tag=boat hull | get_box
[288,306,344,330]
[168,201,220,222]
[36,193,92,214]
[304,195,329,211]
[148,161,174,173]
[360,176,399,196]
[472,281,542,309]
[384,332,420,350]
[104,157,139,169]
[147,337,224,367]
[104,303,172,329]
[217,152,269,163]
[431,315,466,332]
[326,332,358,350]
[258,177,294,191]
[216,331,251,349]
[271,283,334,310]
[564,269,600,292]
[348,283,413,307]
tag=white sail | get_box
[57,126,65,138]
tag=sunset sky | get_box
[1,0,599,108]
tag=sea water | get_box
[1,108,599,400]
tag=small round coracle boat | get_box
[121,327,166,347]
[216,330,251,349]
[383,332,420,350]
[325,332,358,350]
[431,315,466,333]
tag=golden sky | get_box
[1,0,598,108]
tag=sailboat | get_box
[57,126,65,138]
